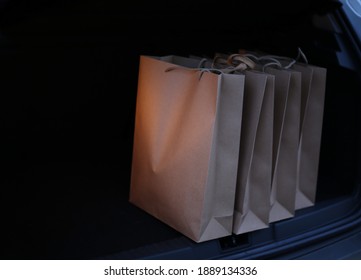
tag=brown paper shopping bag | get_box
[292,63,327,210]
[203,54,274,234]
[264,67,302,222]
[130,55,245,242]
[233,70,274,234]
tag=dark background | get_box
[0,0,343,259]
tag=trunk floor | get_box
[3,163,182,259]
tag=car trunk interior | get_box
[1,0,361,259]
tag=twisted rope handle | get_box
[243,47,309,70]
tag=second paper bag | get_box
[130,55,245,242]
[233,70,275,234]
